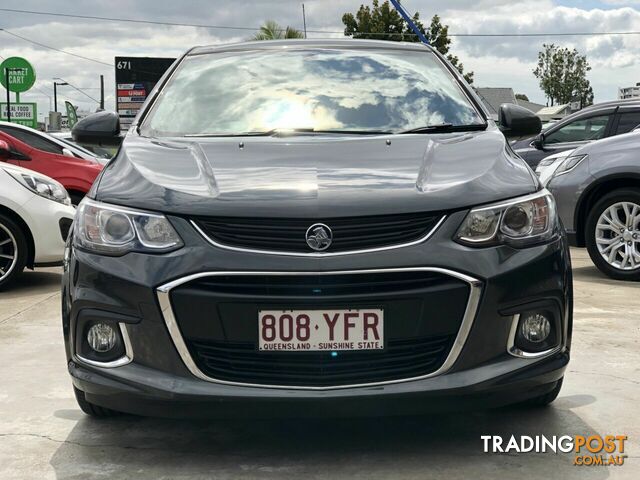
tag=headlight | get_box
[553,154,587,177]
[455,190,556,247]
[536,157,557,170]
[74,198,183,255]
[7,170,71,205]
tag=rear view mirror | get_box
[0,140,10,160]
[72,111,123,147]
[498,104,542,138]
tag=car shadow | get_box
[49,396,609,479]
[571,263,631,285]
[2,269,62,295]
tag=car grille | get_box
[192,212,444,253]
[186,335,454,387]
[167,271,471,388]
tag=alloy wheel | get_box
[595,201,640,271]
[0,222,18,282]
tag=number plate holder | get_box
[258,309,384,352]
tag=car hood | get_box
[95,129,537,217]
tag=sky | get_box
[1,0,639,121]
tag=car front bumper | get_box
[63,211,573,417]
[21,195,75,265]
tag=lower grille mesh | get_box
[187,335,454,387]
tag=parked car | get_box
[0,129,103,205]
[63,39,571,418]
[513,99,640,169]
[0,121,107,163]
[547,130,640,280]
[0,140,76,289]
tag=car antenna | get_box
[389,0,430,45]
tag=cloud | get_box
[0,0,638,117]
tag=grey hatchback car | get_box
[63,39,572,418]
[547,130,640,280]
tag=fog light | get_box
[87,323,118,352]
[520,313,551,343]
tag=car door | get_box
[0,129,64,180]
[515,112,614,168]
[0,126,66,157]
[542,113,613,153]
[0,132,35,168]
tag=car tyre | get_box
[0,213,29,290]
[585,188,640,281]
[73,387,120,418]
[523,377,563,407]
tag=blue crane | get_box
[389,0,430,45]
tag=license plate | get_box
[258,309,384,351]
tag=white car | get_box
[0,144,76,289]
[535,149,576,186]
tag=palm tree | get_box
[253,20,304,40]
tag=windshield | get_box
[141,48,484,137]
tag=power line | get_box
[0,28,113,66]
[0,8,261,32]
[54,77,100,103]
[1,28,172,75]
[2,7,640,38]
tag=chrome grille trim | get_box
[157,267,482,391]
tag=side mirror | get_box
[0,140,10,160]
[532,134,545,150]
[62,148,75,158]
[72,111,122,147]
[498,104,542,138]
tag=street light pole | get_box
[99,75,104,110]
[53,81,68,113]
[4,68,10,122]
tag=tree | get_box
[253,20,304,41]
[342,1,474,83]
[533,44,593,108]
[515,93,530,101]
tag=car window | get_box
[0,126,64,155]
[615,111,640,135]
[545,115,609,144]
[58,136,96,157]
[141,48,485,136]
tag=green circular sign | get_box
[0,57,36,93]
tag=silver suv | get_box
[547,130,640,280]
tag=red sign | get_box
[117,89,145,97]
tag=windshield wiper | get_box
[398,123,487,134]
[184,128,393,138]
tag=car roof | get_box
[189,39,434,56]
[579,98,640,112]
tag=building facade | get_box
[619,84,640,100]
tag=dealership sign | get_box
[115,56,175,128]
[0,57,36,93]
[0,102,38,128]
